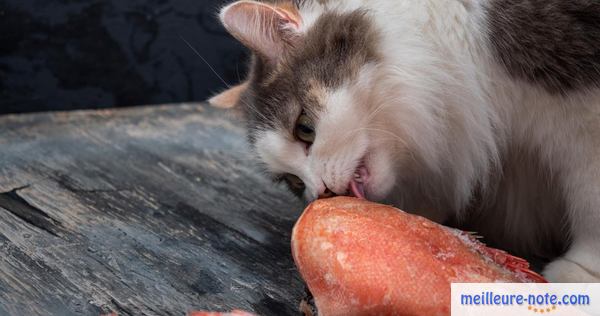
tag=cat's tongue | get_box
[350,179,366,199]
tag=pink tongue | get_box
[350,179,366,199]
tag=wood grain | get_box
[0,104,305,316]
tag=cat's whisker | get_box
[180,36,274,122]
[180,35,230,89]
[345,127,409,148]
[180,36,260,117]
[362,101,390,124]
[347,127,421,164]
[226,89,271,124]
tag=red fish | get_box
[291,197,546,316]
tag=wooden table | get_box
[0,104,306,316]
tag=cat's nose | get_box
[318,187,336,199]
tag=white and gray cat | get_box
[210,0,600,282]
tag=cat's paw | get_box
[543,258,600,283]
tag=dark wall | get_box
[0,0,248,114]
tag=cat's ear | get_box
[208,82,249,108]
[219,1,302,62]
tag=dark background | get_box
[0,0,248,114]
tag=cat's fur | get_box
[212,0,600,282]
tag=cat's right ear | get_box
[219,1,302,62]
[208,82,248,108]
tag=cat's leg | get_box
[543,132,600,282]
[544,243,600,282]
[544,221,600,282]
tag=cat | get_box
[210,0,600,282]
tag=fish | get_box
[291,197,546,316]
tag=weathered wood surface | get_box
[0,104,306,316]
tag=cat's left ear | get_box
[208,82,249,108]
[219,1,302,62]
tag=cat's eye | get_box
[283,173,305,191]
[295,113,316,144]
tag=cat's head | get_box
[212,0,398,202]
[213,1,404,200]
[211,0,497,209]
